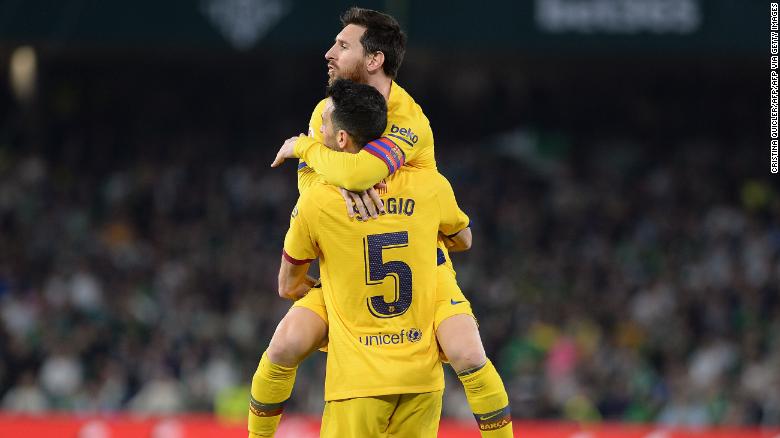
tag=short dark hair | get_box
[340,7,407,79]
[326,79,387,147]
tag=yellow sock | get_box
[457,359,514,437]
[247,352,297,438]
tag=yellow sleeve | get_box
[297,165,324,195]
[282,194,319,263]
[294,135,391,192]
[434,173,470,237]
[297,99,328,195]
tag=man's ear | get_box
[366,51,385,74]
[337,130,350,150]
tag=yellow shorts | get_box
[320,390,443,438]
[291,284,329,323]
[432,264,475,331]
[291,265,475,329]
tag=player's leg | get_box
[321,395,397,438]
[386,390,443,438]
[248,291,328,438]
[266,306,327,367]
[434,266,513,437]
[437,314,486,370]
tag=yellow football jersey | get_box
[283,167,469,401]
[295,95,329,195]
[295,81,457,270]
[295,81,436,193]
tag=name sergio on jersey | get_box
[355,197,414,220]
[388,124,418,147]
[384,197,415,216]
[359,328,422,347]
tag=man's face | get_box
[320,99,340,151]
[325,24,369,85]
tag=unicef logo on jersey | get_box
[407,328,422,343]
[359,328,423,347]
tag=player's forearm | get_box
[279,275,316,301]
[294,136,389,191]
[442,228,472,253]
[278,257,314,300]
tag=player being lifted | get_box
[279,78,470,437]
[249,7,512,437]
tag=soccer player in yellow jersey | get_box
[281,79,467,437]
[250,7,512,438]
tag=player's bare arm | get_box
[277,256,316,300]
[440,227,472,253]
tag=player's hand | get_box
[341,188,368,220]
[366,187,385,216]
[270,134,305,167]
[439,231,455,248]
[286,276,319,301]
[340,188,385,220]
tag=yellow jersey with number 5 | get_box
[283,167,469,401]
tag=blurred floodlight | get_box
[535,0,701,34]
[201,0,290,50]
[10,46,37,104]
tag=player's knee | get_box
[266,339,305,367]
[437,314,486,372]
[267,314,326,366]
[267,330,311,366]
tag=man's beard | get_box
[328,62,368,85]
[323,133,339,150]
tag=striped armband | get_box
[363,137,406,175]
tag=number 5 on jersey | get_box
[364,232,413,318]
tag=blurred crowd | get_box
[0,51,775,427]
[1,140,777,426]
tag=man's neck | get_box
[366,75,393,101]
